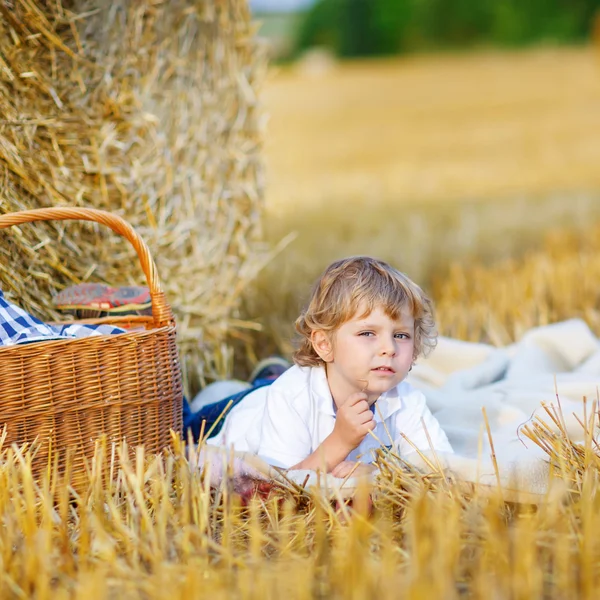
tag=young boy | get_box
[205,256,452,477]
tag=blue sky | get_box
[250,0,315,11]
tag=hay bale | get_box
[0,0,268,393]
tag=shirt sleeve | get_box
[256,385,313,469]
[393,391,453,456]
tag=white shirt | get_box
[208,364,453,468]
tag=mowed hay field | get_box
[248,46,600,354]
[263,46,600,209]
[3,418,600,598]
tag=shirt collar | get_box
[310,366,405,421]
[373,386,404,421]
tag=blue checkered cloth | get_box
[0,289,126,347]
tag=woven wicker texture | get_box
[0,208,183,484]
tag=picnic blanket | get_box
[405,318,600,496]
[0,289,125,346]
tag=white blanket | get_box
[404,319,600,496]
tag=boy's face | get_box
[314,303,415,407]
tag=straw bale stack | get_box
[0,0,268,392]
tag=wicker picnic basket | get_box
[0,207,183,483]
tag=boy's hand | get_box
[333,391,376,451]
[331,461,375,479]
[290,393,375,474]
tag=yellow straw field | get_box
[263,46,600,210]
[433,225,600,345]
[1,410,599,599]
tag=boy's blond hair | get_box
[294,256,436,367]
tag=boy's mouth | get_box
[372,366,395,374]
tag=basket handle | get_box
[0,207,174,327]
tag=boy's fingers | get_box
[364,420,376,432]
[351,400,370,414]
[358,411,374,425]
[346,392,368,406]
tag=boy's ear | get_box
[311,330,333,362]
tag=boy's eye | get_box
[358,331,374,337]
[395,333,409,339]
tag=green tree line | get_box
[294,0,600,57]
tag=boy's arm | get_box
[291,391,376,472]
[289,432,351,472]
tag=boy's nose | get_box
[380,338,396,356]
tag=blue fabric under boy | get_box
[0,289,126,346]
[183,378,275,443]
